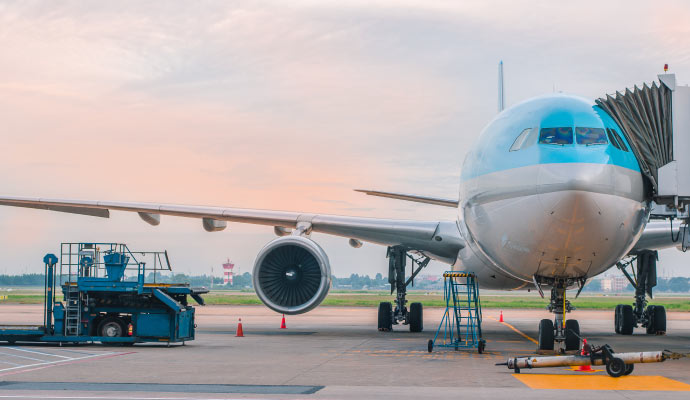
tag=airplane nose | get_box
[539,190,602,224]
[537,164,613,224]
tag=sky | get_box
[1,0,690,278]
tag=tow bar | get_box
[497,343,687,377]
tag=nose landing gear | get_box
[534,276,582,353]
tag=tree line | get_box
[1,273,688,292]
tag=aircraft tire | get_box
[409,302,423,332]
[620,305,634,335]
[614,305,622,334]
[564,319,580,351]
[652,305,666,334]
[538,319,554,351]
[378,302,393,331]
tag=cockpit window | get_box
[609,128,629,152]
[509,128,533,151]
[539,127,573,145]
[606,128,622,150]
[575,127,607,145]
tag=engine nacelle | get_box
[253,236,331,315]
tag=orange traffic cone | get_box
[236,318,244,337]
[577,339,593,371]
[280,314,287,329]
[499,310,504,322]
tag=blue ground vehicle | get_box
[0,243,207,345]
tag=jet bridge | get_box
[596,74,690,337]
[596,73,690,215]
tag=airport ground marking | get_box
[0,351,134,377]
[0,397,277,400]
[487,316,538,345]
[513,374,690,391]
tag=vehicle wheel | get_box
[606,357,626,377]
[427,339,433,353]
[478,340,485,354]
[614,305,622,334]
[645,305,657,334]
[409,302,423,332]
[97,316,125,343]
[619,305,634,335]
[564,319,580,351]
[652,305,666,335]
[623,363,634,376]
[538,319,554,351]
[378,302,393,331]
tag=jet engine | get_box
[252,236,331,315]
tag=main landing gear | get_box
[377,245,430,332]
[534,276,583,353]
[614,251,666,335]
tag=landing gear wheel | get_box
[538,319,554,351]
[650,305,666,335]
[427,339,433,353]
[378,302,393,331]
[623,363,634,376]
[645,305,657,334]
[409,302,423,332]
[606,357,626,377]
[619,305,634,335]
[564,319,580,351]
[97,316,125,344]
[614,305,622,334]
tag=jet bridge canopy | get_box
[596,74,690,207]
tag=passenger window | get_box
[509,128,532,151]
[610,129,629,152]
[575,127,607,145]
[539,127,573,145]
[606,128,622,150]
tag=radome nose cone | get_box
[539,190,602,224]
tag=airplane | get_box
[1,63,688,352]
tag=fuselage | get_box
[454,94,649,289]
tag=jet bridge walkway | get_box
[596,73,690,213]
[597,73,690,336]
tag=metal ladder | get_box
[428,271,485,353]
[64,284,81,336]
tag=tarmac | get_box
[0,304,689,399]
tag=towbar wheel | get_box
[606,357,626,377]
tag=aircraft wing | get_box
[0,196,463,263]
[629,220,690,253]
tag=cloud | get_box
[0,1,689,275]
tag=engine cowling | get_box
[253,236,331,315]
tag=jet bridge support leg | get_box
[377,245,430,332]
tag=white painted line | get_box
[0,396,273,400]
[7,346,73,359]
[0,351,50,362]
[0,352,114,373]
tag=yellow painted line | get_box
[513,374,690,391]
[487,316,538,345]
